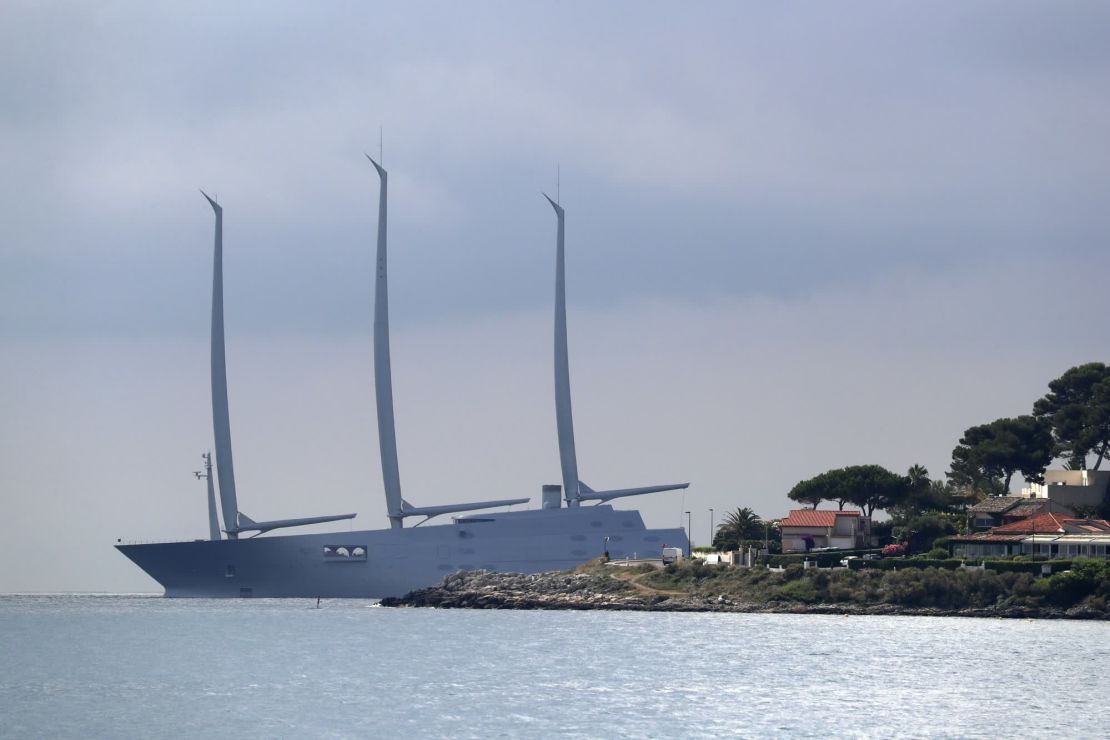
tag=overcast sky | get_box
[2,1,1109,592]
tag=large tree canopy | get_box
[786,477,825,509]
[889,465,956,518]
[949,415,1054,494]
[1033,362,1110,470]
[786,465,908,517]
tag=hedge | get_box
[847,558,1075,575]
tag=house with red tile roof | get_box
[967,496,1074,530]
[948,515,1110,559]
[781,509,871,552]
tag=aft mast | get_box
[201,192,240,538]
[542,192,689,506]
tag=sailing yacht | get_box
[116,161,689,598]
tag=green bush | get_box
[901,514,957,554]
[849,558,964,571]
[782,564,805,581]
[985,560,1071,575]
[773,579,820,603]
[925,548,950,559]
[1043,558,1108,607]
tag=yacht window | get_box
[323,545,368,561]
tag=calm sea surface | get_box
[1,595,1107,738]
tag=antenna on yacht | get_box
[194,452,221,541]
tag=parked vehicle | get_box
[661,547,683,565]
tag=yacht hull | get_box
[116,505,687,598]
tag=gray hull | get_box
[117,505,687,598]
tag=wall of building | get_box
[1025,470,1110,509]
[782,527,863,552]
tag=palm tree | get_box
[722,507,764,542]
[1064,453,1088,471]
[907,464,930,492]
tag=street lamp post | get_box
[709,508,714,551]
[685,511,692,556]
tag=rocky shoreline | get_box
[380,568,1109,620]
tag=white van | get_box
[661,547,683,565]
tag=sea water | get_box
[1,595,1106,738]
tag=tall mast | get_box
[367,157,404,528]
[540,193,689,508]
[543,194,580,507]
[201,192,239,538]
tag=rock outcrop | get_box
[380,568,1105,619]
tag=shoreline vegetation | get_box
[380,558,1110,620]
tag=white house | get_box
[780,509,870,552]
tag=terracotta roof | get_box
[781,509,861,528]
[1063,519,1110,533]
[958,516,1110,538]
[992,513,1072,534]
[949,533,1027,543]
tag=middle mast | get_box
[367,156,405,529]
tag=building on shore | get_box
[1021,470,1110,510]
[967,496,1075,530]
[948,513,1110,559]
[781,509,870,552]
